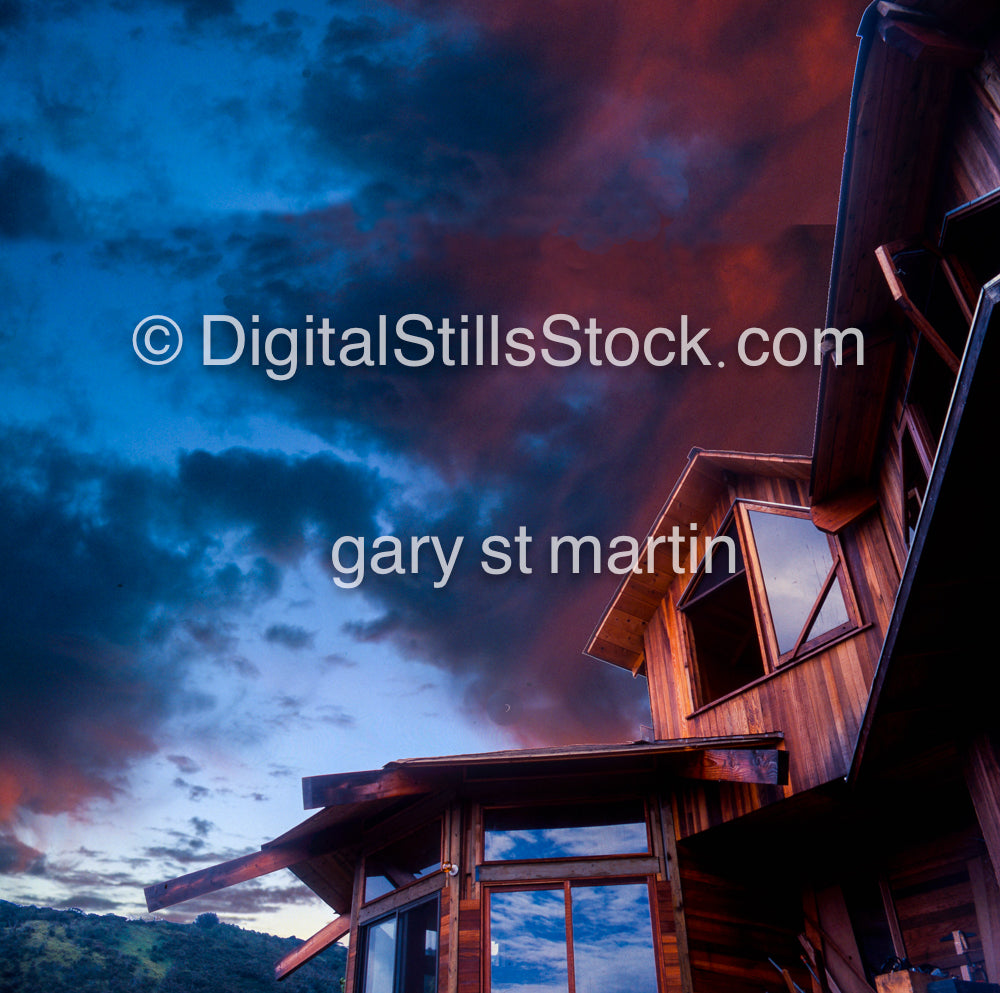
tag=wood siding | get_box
[643,470,893,838]
[933,47,1000,215]
[677,843,809,993]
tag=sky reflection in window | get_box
[484,802,648,862]
[490,889,569,993]
[747,510,849,654]
[489,883,658,993]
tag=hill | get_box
[0,901,346,992]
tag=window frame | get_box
[356,891,441,993]
[479,798,652,868]
[678,500,863,707]
[361,817,444,906]
[484,876,662,993]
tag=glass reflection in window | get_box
[489,883,657,993]
[361,897,439,993]
[747,509,849,655]
[490,889,569,993]
[484,801,648,862]
[365,820,442,902]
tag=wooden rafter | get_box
[144,826,346,912]
[275,915,350,981]
[302,768,429,810]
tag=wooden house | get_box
[145,2,1000,990]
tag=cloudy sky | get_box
[0,0,861,940]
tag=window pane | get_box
[684,516,744,601]
[571,884,658,993]
[398,899,439,993]
[484,802,648,861]
[365,820,442,902]
[683,569,764,703]
[490,889,569,993]
[747,510,848,654]
[362,917,396,993]
[361,899,439,993]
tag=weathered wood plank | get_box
[672,748,787,786]
[145,837,334,912]
[275,915,350,981]
[476,855,660,884]
[303,768,429,809]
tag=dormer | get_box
[588,449,892,807]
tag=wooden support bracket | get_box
[275,915,351,981]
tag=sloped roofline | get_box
[585,449,811,672]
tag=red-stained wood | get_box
[302,768,429,809]
[672,748,786,786]
[457,898,481,993]
[145,837,337,912]
[811,488,880,535]
[879,18,983,66]
[275,915,350,981]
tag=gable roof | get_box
[585,450,810,673]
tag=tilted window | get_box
[364,820,442,903]
[679,501,861,708]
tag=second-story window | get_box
[679,501,861,708]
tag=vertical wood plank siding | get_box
[644,471,892,838]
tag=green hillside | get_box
[0,901,346,992]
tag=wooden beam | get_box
[477,855,660,884]
[875,242,961,374]
[146,848,299,912]
[275,915,350,981]
[660,797,694,993]
[145,826,346,911]
[879,18,982,67]
[968,855,1000,983]
[810,488,879,534]
[303,768,429,810]
[671,748,787,785]
[966,733,1000,888]
[877,875,907,960]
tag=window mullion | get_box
[788,554,841,659]
[564,881,576,993]
[736,502,781,670]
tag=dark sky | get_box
[0,0,863,935]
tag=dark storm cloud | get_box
[0,832,45,874]
[0,430,391,827]
[0,0,24,32]
[206,219,837,744]
[176,447,386,560]
[264,623,315,649]
[299,7,593,224]
[167,755,202,775]
[95,230,225,282]
[162,879,325,923]
[0,152,80,239]
[190,816,215,837]
[58,894,123,911]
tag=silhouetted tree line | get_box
[0,900,346,992]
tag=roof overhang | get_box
[585,449,811,672]
[849,274,996,788]
[812,0,988,502]
[144,732,786,916]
